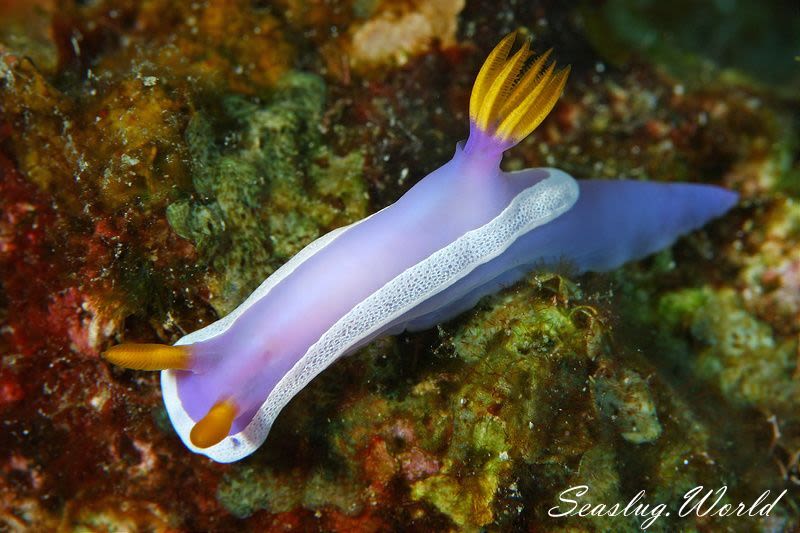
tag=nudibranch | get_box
[104,33,737,462]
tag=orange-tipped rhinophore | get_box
[190,400,238,448]
[103,343,192,371]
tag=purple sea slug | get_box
[105,33,738,462]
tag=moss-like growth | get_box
[659,287,800,414]
[594,368,662,444]
[167,72,368,314]
[218,465,363,519]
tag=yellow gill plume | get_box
[469,32,570,144]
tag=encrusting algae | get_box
[166,72,368,315]
[0,0,798,531]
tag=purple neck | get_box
[461,121,512,171]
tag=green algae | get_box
[593,368,662,444]
[410,407,512,527]
[218,465,362,519]
[406,271,791,530]
[566,446,640,531]
[659,287,800,414]
[166,72,368,314]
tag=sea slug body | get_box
[105,32,738,462]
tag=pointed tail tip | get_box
[702,184,739,219]
[720,187,740,211]
[103,343,192,371]
[190,400,238,448]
